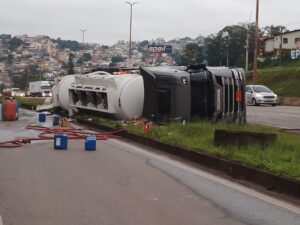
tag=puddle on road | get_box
[0,109,53,142]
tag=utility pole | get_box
[125,1,138,68]
[253,0,259,84]
[280,27,283,65]
[245,28,249,72]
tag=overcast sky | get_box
[1,0,300,45]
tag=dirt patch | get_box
[278,97,300,106]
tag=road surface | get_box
[0,111,299,225]
[247,105,300,129]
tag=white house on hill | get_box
[264,29,300,55]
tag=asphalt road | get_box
[247,105,300,129]
[0,112,300,225]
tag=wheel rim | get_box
[252,99,256,105]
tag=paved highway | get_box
[247,105,300,129]
[0,112,300,225]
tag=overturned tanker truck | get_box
[52,65,246,122]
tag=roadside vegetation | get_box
[15,97,45,109]
[77,114,300,182]
[0,96,45,109]
[247,65,300,97]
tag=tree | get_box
[170,51,181,65]
[0,34,11,43]
[52,38,80,51]
[82,53,92,62]
[6,54,14,65]
[12,75,26,90]
[8,37,23,51]
[263,25,288,37]
[139,40,149,47]
[67,53,75,75]
[111,55,125,64]
[204,23,259,67]
[180,43,203,65]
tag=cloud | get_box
[0,0,299,45]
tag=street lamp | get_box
[79,29,87,48]
[125,1,139,68]
[79,29,87,74]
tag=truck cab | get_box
[140,65,246,123]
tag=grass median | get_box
[0,96,45,109]
[77,114,300,182]
[15,97,45,109]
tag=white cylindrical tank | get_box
[113,75,144,120]
[54,73,144,120]
[53,75,75,111]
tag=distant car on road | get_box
[11,88,25,97]
[246,85,277,106]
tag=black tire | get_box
[272,103,276,106]
[252,98,258,106]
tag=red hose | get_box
[0,124,127,148]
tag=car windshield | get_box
[253,86,272,93]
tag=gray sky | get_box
[1,0,300,45]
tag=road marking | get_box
[0,215,3,225]
[109,139,300,214]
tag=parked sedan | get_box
[246,85,277,106]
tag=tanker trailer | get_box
[67,71,144,120]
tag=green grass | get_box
[15,97,45,108]
[77,114,300,182]
[248,67,300,97]
[0,96,45,109]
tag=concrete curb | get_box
[77,119,300,200]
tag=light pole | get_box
[222,31,229,67]
[79,29,86,74]
[79,29,87,49]
[125,1,138,67]
[253,0,259,84]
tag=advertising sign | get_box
[291,49,300,59]
[148,45,173,54]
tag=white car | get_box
[246,85,277,106]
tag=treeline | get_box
[51,38,81,51]
[0,34,24,51]
[178,24,288,67]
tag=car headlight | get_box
[255,93,263,98]
[42,93,46,97]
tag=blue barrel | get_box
[85,135,96,151]
[53,115,60,126]
[39,113,46,123]
[54,134,68,150]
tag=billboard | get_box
[148,45,173,54]
[291,49,300,59]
